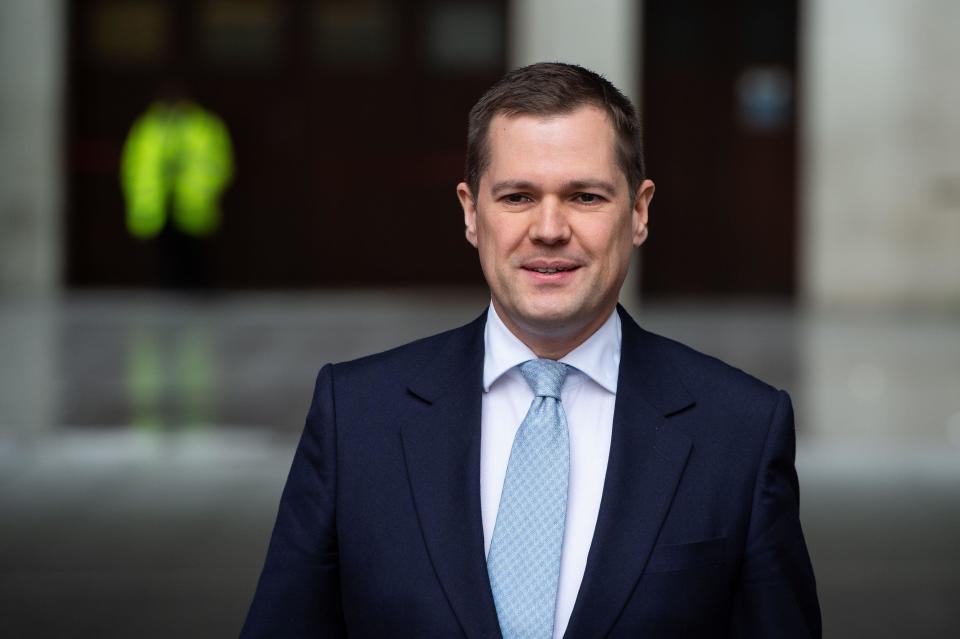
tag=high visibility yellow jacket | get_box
[121,100,234,239]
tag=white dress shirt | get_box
[480,303,620,639]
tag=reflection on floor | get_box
[1,291,958,638]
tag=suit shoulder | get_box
[641,327,783,404]
[326,313,484,383]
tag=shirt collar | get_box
[483,303,621,394]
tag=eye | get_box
[502,193,532,204]
[574,192,605,204]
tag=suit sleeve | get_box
[240,364,345,637]
[729,390,822,638]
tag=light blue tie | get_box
[487,359,570,639]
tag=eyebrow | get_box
[565,179,618,196]
[489,179,619,197]
[489,180,536,197]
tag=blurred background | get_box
[1,0,958,637]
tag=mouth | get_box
[525,266,577,274]
[521,260,581,281]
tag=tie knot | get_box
[519,359,568,399]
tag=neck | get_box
[494,301,616,360]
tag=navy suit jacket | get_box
[241,307,821,638]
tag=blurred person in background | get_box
[241,62,820,638]
[121,81,233,289]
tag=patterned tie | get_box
[487,359,570,639]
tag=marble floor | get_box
[1,291,958,638]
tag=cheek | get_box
[478,217,524,257]
[474,228,508,280]
[580,223,624,258]
[585,224,634,275]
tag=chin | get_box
[516,301,588,334]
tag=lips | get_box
[528,266,574,274]
[521,259,580,274]
[520,259,581,281]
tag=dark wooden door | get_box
[640,0,799,298]
[66,0,506,289]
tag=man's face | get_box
[458,105,654,345]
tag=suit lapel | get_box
[564,307,695,638]
[400,313,502,639]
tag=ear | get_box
[457,182,479,248]
[631,179,655,247]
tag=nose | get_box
[528,197,571,245]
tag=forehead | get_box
[483,106,621,186]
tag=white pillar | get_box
[0,1,62,437]
[508,0,645,307]
[0,0,64,295]
[802,0,960,307]
[509,0,639,101]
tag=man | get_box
[241,63,821,638]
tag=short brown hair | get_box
[465,62,645,202]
